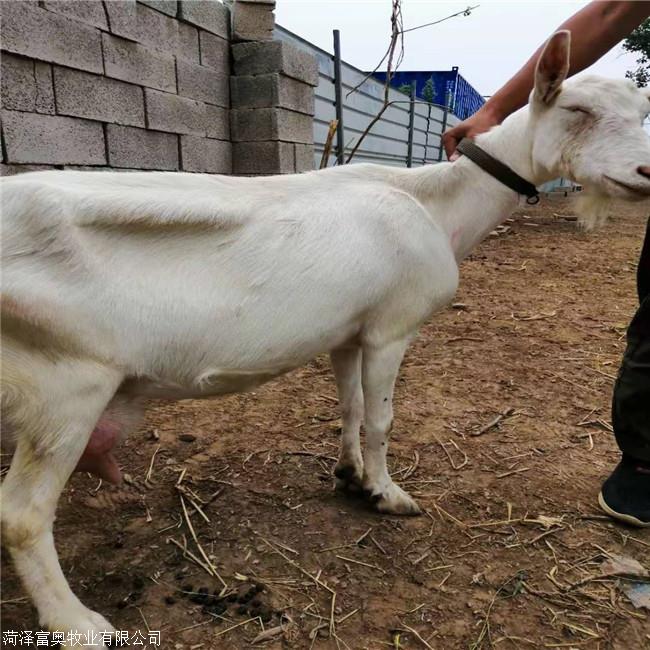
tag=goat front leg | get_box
[1,359,121,646]
[361,339,421,515]
[330,346,364,491]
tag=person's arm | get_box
[442,1,650,159]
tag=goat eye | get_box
[564,106,591,115]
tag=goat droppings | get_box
[574,190,612,231]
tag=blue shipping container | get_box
[373,67,485,121]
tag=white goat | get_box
[2,32,650,642]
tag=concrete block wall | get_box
[230,36,318,174]
[1,0,232,176]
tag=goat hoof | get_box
[333,459,364,493]
[42,606,115,648]
[366,482,422,516]
[334,463,358,481]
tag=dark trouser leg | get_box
[612,217,650,462]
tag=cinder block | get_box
[63,166,144,173]
[233,141,293,175]
[205,105,230,140]
[199,30,229,69]
[181,135,232,173]
[42,0,108,29]
[135,4,178,48]
[232,0,275,42]
[64,166,116,171]
[2,110,106,165]
[107,124,179,170]
[230,73,314,115]
[294,143,314,172]
[103,0,139,41]
[146,89,206,135]
[145,89,230,138]
[105,1,198,61]
[103,33,176,93]
[1,54,55,114]
[1,163,56,176]
[177,60,229,107]
[139,0,178,17]
[177,22,201,62]
[232,41,318,86]
[230,108,313,144]
[178,0,229,39]
[54,67,145,127]
[136,4,199,61]
[1,1,103,74]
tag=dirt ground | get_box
[2,195,650,649]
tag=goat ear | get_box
[534,30,571,105]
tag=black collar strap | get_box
[456,139,540,205]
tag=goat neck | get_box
[411,108,550,262]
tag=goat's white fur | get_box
[2,32,650,644]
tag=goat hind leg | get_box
[1,360,122,645]
[330,346,364,491]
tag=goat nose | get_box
[638,165,650,179]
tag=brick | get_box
[103,33,176,92]
[177,60,229,106]
[230,73,314,114]
[178,0,229,39]
[42,1,108,29]
[232,41,318,86]
[1,54,55,114]
[139,0,178,17]
[107,124,178,170]
[54,67,145,127]
[1,163,55,176]
[2,110,106,165]
[105,1,198,61]
[1,1,103,73]
[199,30,229,69]
[294,143,314,172]
[181,135,231,173]
[232,141,293,175]
[230,108,312,144]
[232,0,275,42]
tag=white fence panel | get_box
[276,25,458,168]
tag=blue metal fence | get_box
[373,67,485,120]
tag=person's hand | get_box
[442,104,504,161]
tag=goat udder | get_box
[75,419,122,484]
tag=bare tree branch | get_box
[344,2,477,164]
[346,0,404,100]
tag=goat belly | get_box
[75,419,123,484]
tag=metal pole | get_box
[406,80,416,168]
[437,89,452,161]
[333,29,345,165]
